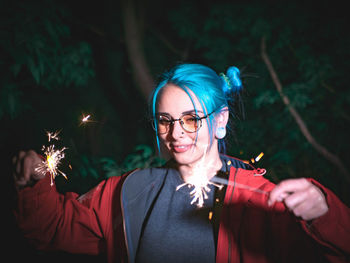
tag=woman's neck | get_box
[177,148,223,184]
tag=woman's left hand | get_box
[268,178,329,221]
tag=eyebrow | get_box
[182,110,204,115]
[156,110,204,116]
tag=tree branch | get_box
[147,25,190,60]
[261,36,350,181]
[121,0,155,100]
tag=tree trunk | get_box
[121,0,155,100]
[261,37,350,182]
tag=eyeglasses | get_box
[153,112,214,134]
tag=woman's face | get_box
[156,84,218,167]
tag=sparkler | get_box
[176,174,223,208]
[210,176,269,195]
[177,149,267,207]
[176,145,223,208]
[35,131,68,186]
[35,113,95,186]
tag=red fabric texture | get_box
[14,167,350,262]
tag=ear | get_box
[215,107,229,127]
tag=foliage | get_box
[0,0,94,119]
[119,144,166,173]
[2,0,349,204]
[163,1,350,203]
[56,144,165,194]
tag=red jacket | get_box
[15,158,350,262]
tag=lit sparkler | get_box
[35,131,68,186]
[176,145,223,208]
[177,149,267,207]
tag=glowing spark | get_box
[79,114,94,126]
[176,148,267,207]
[176,175,223,208]
[244,151,265,164]
[255,152,264,162]
[82,114,91,122]
[46,130,61,142]
[208,211,213,220]
[35,131,68,186]
[176,145,223,208]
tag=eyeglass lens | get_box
[157,114,201,134]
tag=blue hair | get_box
[151,63,242,155]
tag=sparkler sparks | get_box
[46,130,60,142]
[35,131,68,186]
[176,145,223,208]
[176,174,223,208]
[176,149,267,207]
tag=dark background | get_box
[2,0,349,262]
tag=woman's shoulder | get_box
[221,154,276,191]
[220,153,254,170]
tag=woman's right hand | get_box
[13,150,45,188]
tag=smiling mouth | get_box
[172,144,193,153]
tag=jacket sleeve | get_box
[267,178,350,262]
[299,178,350,262]
[14,173,123,255]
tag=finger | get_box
[293,198,328,221]
[287,186,328,220]
[293,201,314,220]
[268,178,310,206]
[15,177,30,187]
[15,151,26,175]
[22,150,40,182]
[267,191,289,207]
[12,156,18,179]
[283,190,309,211]
[31,152,44,179]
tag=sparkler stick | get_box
[210,176,269,195]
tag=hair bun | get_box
[220,66,243,94]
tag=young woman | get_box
[13,64,350,262]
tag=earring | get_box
[215,127,226,139]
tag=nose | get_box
[169,119,184,139]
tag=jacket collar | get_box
[121,167,169,263]
[120,155,265,262]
